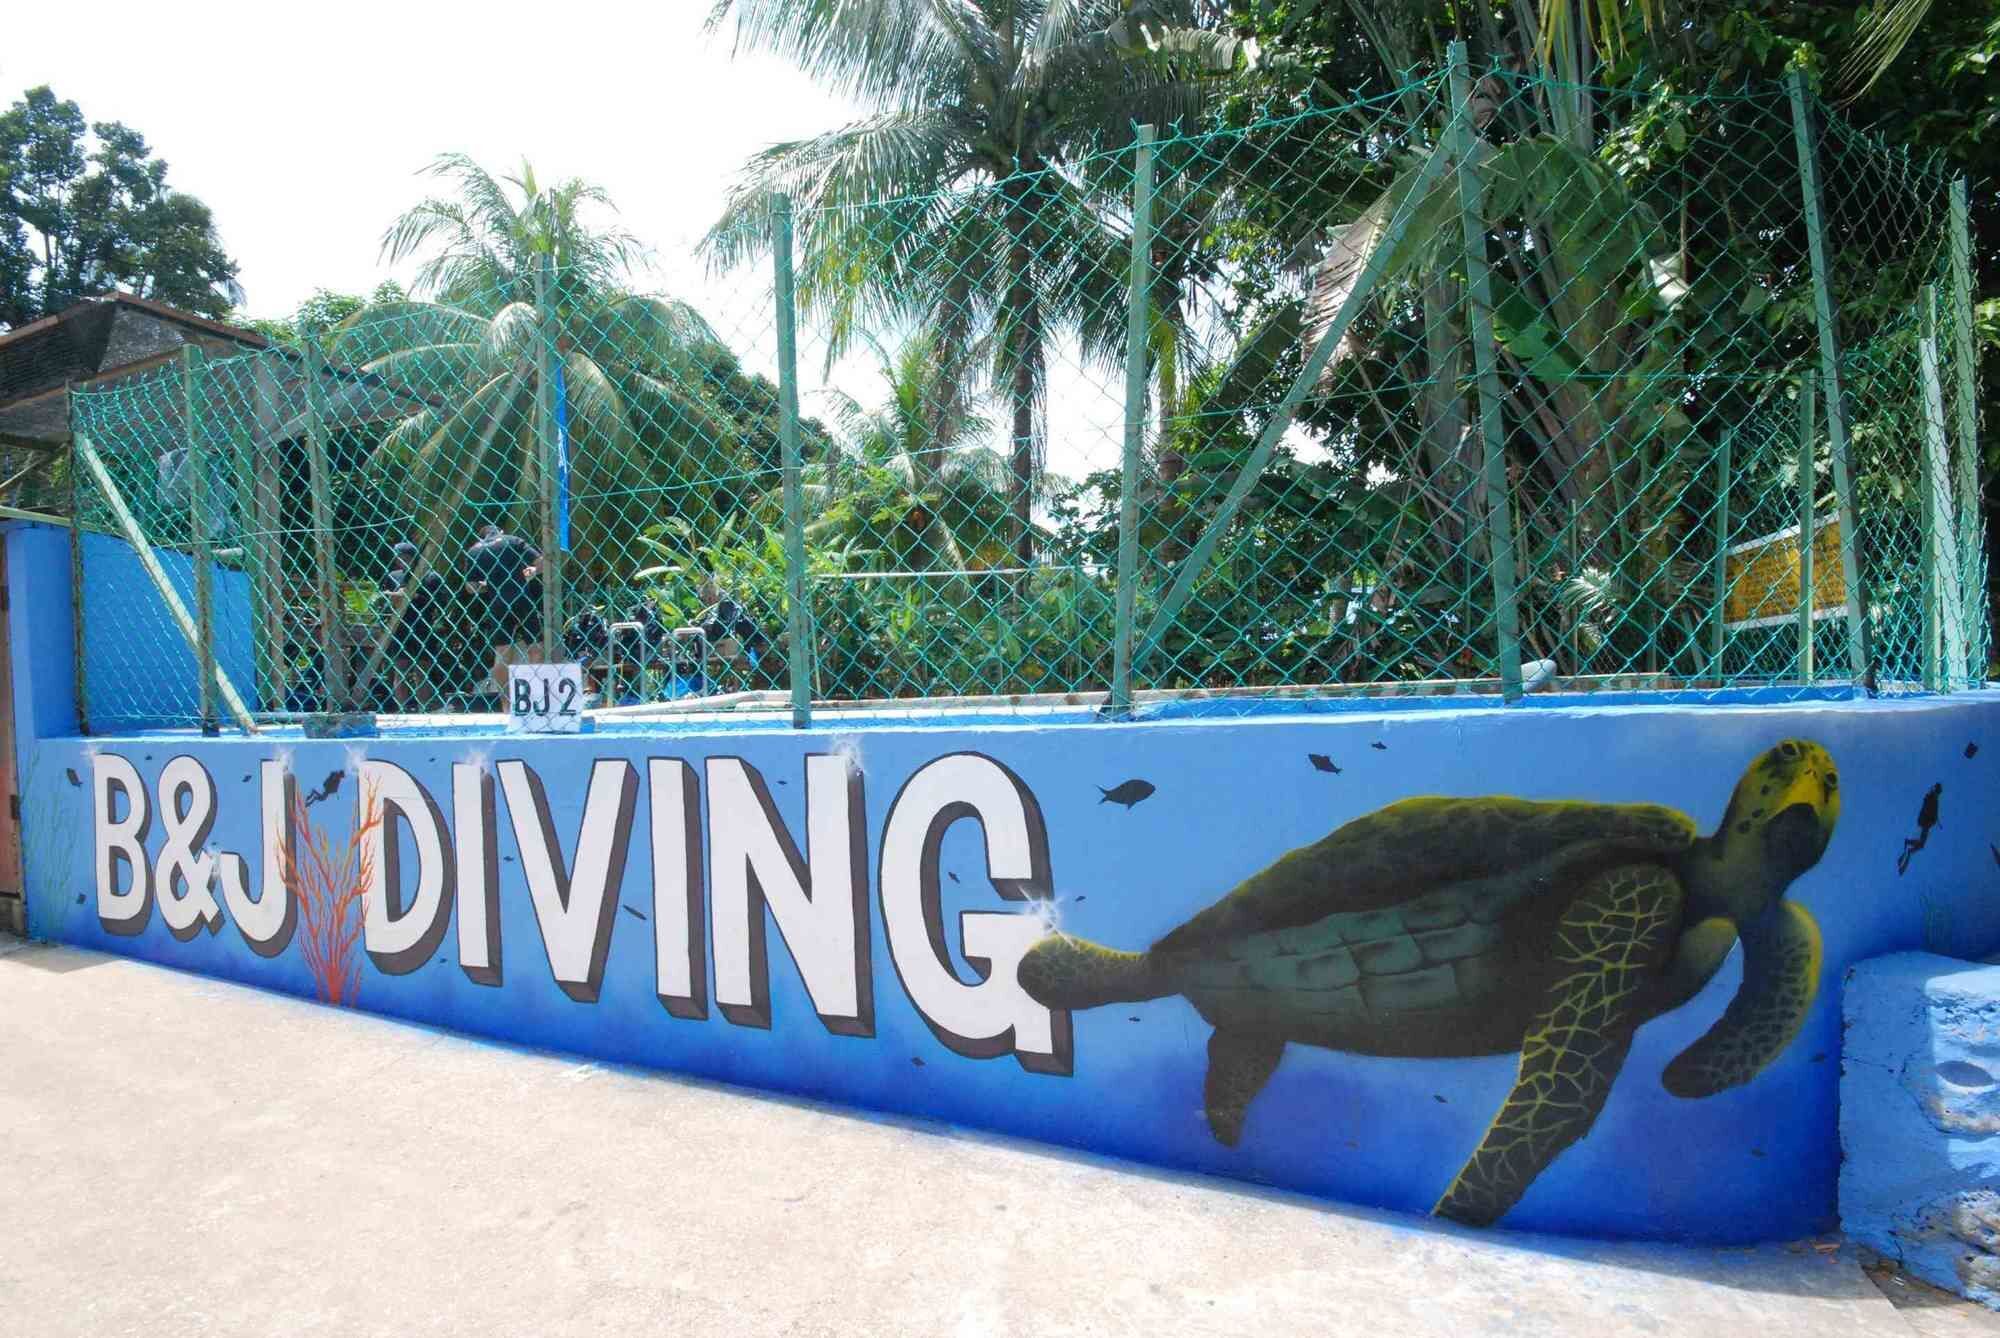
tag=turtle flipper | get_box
[1662,901,1821,1099]
[1205,1030,1285,1146]
[1434,863,1683,1227]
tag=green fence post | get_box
[533,256,563,669]
[301,338,349,711]
[1708,429,1733,680]
[1788,71,1872,691]
[1797,384,1817,684]
[1918,284,1965,690]
[184,346,218,735]
[228,425,269,710]
[1949,177,1984,685]
[772,193,812,729]
[65,383,88,735]
[1450,42,1523,701]
[1109,124,1157,719]
[247,358,290,712]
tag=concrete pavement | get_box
[0,936,1987,1337]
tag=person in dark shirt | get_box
[382,542,420,593]
[381,540,449,710]
[465,524,543,697]
[563,607,610,699]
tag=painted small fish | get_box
[1991,843,1999,868]
[304,769,344,807]
[1098,779,1155,809]
[1433,1094,1447,1104]
[1308,753,1340,774]
[910,1057,926,1068]
[622,905,648,921]
[65,768,81,787]
[947,871,960,884]
[1370,741,1388,751]
[240,774,252,783]
[1968,742,1981,759]
[75,893,84,904]
[1073,896,1087,904]
[1127,1016,1141,1022]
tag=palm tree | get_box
[807,333,1011,571]
[338,154,741,591]
[702,0,1243,565]
[1522,0,1935,100]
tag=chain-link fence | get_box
[60,58,1986,733]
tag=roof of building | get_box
[0,292,269,406]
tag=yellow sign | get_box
[1722,517,1844,628]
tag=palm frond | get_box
[706,0,991,113]
[1838,0,1933,98]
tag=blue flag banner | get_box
[553,361,573,553]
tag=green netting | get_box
[61,65,1986,731]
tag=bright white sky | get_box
[2,1,1128,481]
[3,2,857,318]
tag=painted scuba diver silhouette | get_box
[1898,782,1942,876]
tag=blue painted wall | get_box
[16,683,2000,1243]
[78,528,253,730]
[7,523,76,743]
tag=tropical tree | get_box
[336,154,741,589]
[804,333,1011,571]
[0,86,242,328]
[1193,0,1969,679]
[702,0,1246,564]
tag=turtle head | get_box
[1693,739,1839,920]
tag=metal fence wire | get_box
[61,57,1987,732]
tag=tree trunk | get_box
[1008,334,1036,567]
[1001,180,1040,569]
[919,272,973,495]
[1419,276,1474,558]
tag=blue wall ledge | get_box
[14,522,2000,1244]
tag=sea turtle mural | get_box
[1017,739,1838,1227]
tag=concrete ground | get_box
[2,938,1993,1338]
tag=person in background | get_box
[382,540,450,711]
[465,523,543,699]
[563,607,610,698]
[382,542,420,592]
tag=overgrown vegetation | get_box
[65,3,2000,712]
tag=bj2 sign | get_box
[509,663,585,734]
[86,749,1071,1074]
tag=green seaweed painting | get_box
[1019,740,1838,1227]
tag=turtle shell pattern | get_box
[1152,797,1698,1057]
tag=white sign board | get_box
[508,663,585,734]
